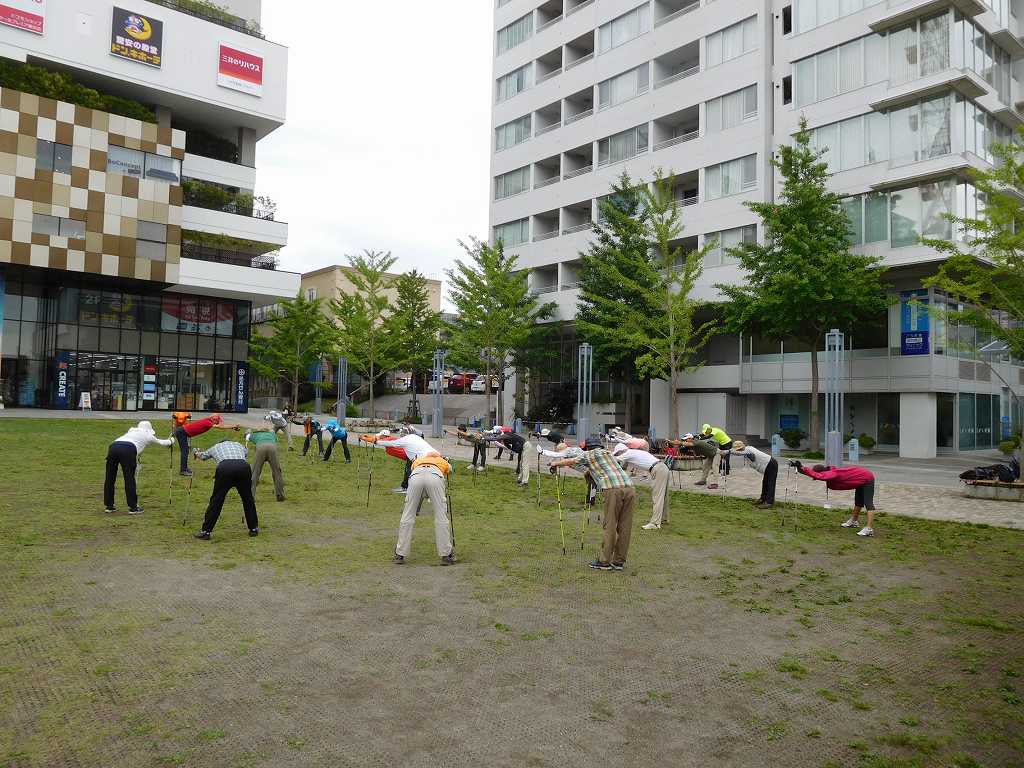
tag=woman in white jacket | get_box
[104,420,173,515]
[731,440,779,509]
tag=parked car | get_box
[470,376,499,393]
[427,377,448,393]
[447,372,479,393]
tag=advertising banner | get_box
[900,289,930,356]
[218,43,263,97]
[161,298,233,334]
[0,0,45,34]
[234,362,248,412]
[111,7,163,68]
[54,350,71,409]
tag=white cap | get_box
[137,420,154,433]
[683,433,694,440]
[540,428,550,437]
[490,426,502,434]
[377,429,391,437]
[611,443,627,456]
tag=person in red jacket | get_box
[791,461,877,536]
[174,413,240,476]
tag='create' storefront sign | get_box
[111,7,163,68]
[0,0,44,34]
[218,43,263,97]
[900,289,930,356]
[54,350,71,408]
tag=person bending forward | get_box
[193,440,259,540]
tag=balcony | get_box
[182,179,277,221]
[868,0,985,32]
[147,0,264,38]
[531,265,559,295]
[654,42,700,90]
[537,0,563,31]
[567,0,594,14]
[565,86,594,124]
[536,47,564,84]
[653,105,700,151]
[182,153,256,190]
[654,0,700,27]
[563,141,594,179]
[565,31,595,70]
[670,171,700,208]
[534,153,562,188]
[868,68,987,112]
[534,99,563,136]
[182,242,279,270]
[561,199,592,234]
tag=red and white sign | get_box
[218,43,263,97]
[0,0,45,35]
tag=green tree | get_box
[447,239,556,428]
[386,269,443,417]
[248,292,335,413]
[330,250,398,418]
[577,172,657,432]
[922,136,1024,363]
[717,119,889,450]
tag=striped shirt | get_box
[571,448,633,490]
[198,441,248,464]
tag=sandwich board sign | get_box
[78,391,92,411]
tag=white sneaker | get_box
[476,465,485,472]
[857,526,874,537]
[840,517,860,528]
[642,522,660,530]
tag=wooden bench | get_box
[962,480,1024,502]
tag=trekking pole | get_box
[580,477,591,551]
[446,474,456,549]
[535,453,542,507]
[167,441,174,507]
[365,443,375,508]
[556,469,566,555]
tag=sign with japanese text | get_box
[218,43,263,97]
[900,289,930,356]
[111,7,163,68]
[0,0,45,34]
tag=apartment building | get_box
[0,0,298,412]
[490,0,1024,457]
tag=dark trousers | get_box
[324,435,350,462]
[202,459,258,533]
[759,458,778,504]
[854,481,876,510]
[472,443,486,468]
[401,459,412,490]
[104,441,138,509]
[302,432,323,456]
[720,440,734,475]
[174,426,190,472]
[514,450,523,477]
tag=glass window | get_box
[161,295,180,332]
[120,294,139,330]
[144,153,181,184]
[216,336,233,361]
[920,179,953,239]
[838,39,863,93]
[495,115,531,151]
[160,332,178,356]
[889,25,918,84]
[216,301,234,336]
[959,393,976,450]
[497,12,533,54]
[176,362,196,410]
[921,96,950,159]
[54,143,72,174]
[180,334,198,359]
[100,292,121,327]
[865,34,887,84]
[842,197,864,245]
[866,112,889,164]
[795,57,816,107]
[197,298,217,335]
[56,323,77,350]
[599,64,649,110]
[179,297,198,334]
[100,327,120,353]
[890,185,922,247]
[890,104,919,164]
[796,0,816,33]
[137,221,167,242]
[56,285,78,323]
[816,123,839,172]
[494,166,530,200]
[106,145,144,178]
[920,14,950,76]
[59,218,85,239]
[234,303,250,339]
[705,164,721,200]
[141,331,159,355]
[2,318,19,356]
[79,289,101,325]
[817,48,838,100]
[197,335,215,358]
[877,393,900,446]
[36,139,54,171]
[139,295,161,330]
[137,241,166,261]
[496,64,531,102]
[599,4,650,54]
[937,393,955,448]
[840,116,864,171]
[819,0,839,25]
[78,325,99,351]
[865,192,889,243]
[31,213,59,236]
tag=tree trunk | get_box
[809,337,820,451]
[292,368,299,414]
[410,366,419,417]
[369,360,375,419]
[484,358,493,429]
[669,366,679,441]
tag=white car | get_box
[427,377,447,393]
[470,376,499,393]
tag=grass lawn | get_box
[0,418,1021,768]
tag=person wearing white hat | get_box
[612,442,672,530]
[484,428,532,485]
[731,440,778,508]
[104,420,173,514]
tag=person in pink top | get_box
[790,461,877,536]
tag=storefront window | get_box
[162,295,180,332]
[959,393,976,450]
[977,393,992,449]
[80,290,101,325]
[177,362,196,410]
[877,393,900,446]
[937,393,955,448]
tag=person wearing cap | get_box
[607,427,649,452]
[731,440,777,509]
[484,428,532,486]
[792,461,878,536]
[246,427,285,502]
[700,424,734,475]
[551,446,636,571]
[394,425,425,490]
[322,419,351,463]
[104,420,173,514]
[393,453,456,566]
[612,443,672,530]
[265,409,294,450]
[670,435,721,490]
[300,415,324,457]
[173,413,240,477]
[531,427,565,447]
[490,425,516,461]
[192,440,259,540]
[447,426,488,471]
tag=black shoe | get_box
[611,562,625,571]
[276,496,285,502]
[103,506,117,514]
[589,560,613,571]
[441,554,456,566]
[193,531,211,540]
[345,459,351,464]
[127,507,144,516]
[248,528,259,537]
[393,553,405,564]
[180,469,193,477]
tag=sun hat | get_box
[732,440,746,451]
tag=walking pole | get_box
[167,441,174,507]
[580,475,592,551]
[556,469,566,555]
[446,474,456,549]
[365,442,375,508]
[535,452,542,507]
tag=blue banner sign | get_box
[54,350,71,408]
[900,289,929,355]
[235,362,248,412]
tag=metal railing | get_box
[534,175,560,188]
[654,1,700,28]
[537,14,563,32]
[562,221,592,234]
[147,0,264,38]
[182,242,279,270]
[533,283,559,294]
[654,64,700,89]
[563,165,593,180]
[674,194,699,207]
[533,229,559,241]
[567,0,594,14]
[654,130,699,151]
[566,51,594,70]
[535,121,561,136]
[597,147,647,168]
[565,107,593,124]
[537,67,563,84]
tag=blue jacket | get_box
[325,423,347,440]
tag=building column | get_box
[155,105,172,130]
[649,379,672,440]
[0,266,5,408]
[899,392,937,459]
[237,126,257,168]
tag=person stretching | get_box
[612,443,671,531]
[731,440,778,509]
[672,435,721,490]
[390,453,455,566]
[265,409,294,451]
[193,440,259,540]
[700,423,734,475]
[300,415,324,457]
[447,427,488,471]
[104,420,173,515]
[551,446,635,571]
[484,428,532,486]
[173,413,239,477]
[246,427,285,502]
[792,461,878,536]
[323,419,351,463]
[531,428,566,447]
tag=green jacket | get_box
[247,430,278,447]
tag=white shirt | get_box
[734,446,772,474]
[266,410,287,427]
[539,446,583,459]
[114,426,173,455]
[374,433,436,461]
[615,448,660,471]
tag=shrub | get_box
[802,450,825,460]
[781,428,806,449]
[182,127,238,163]
[999,439,1018,456]
[858,433,876,450]
[0,58,155,122]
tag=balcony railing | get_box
[183,182,277,221]
[567,0,595,14]
[534,175,560,188]
[565,108,593,124]
[533,283,559,294]
[563,165,593,180]
[535,121,561,136]
[182,242,279,270]
[674,194,699,207]
[654,1,701,28]
[654,64,700,89]
[533,229,560,242]
[537,14,563,32]
[562,222,592,234]
[566,52,594,70]
[597,147,647,168]
[654,130,699,151]
[147,0,264,38]
[537,68,563,84]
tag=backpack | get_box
[960,463,1016,483]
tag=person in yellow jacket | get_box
[701,423,735,476]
